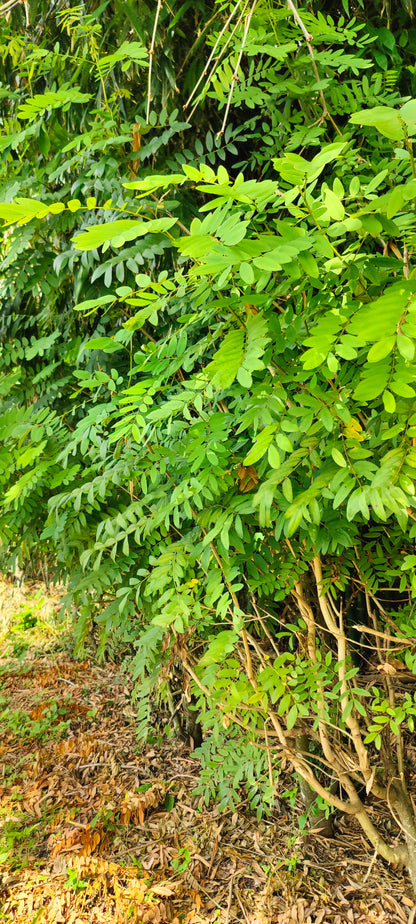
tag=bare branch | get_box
[185,0,247,111]
[217,0,257,139]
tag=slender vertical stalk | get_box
[286,0,341,135]
[147,0,162,124]
[217,0,257,139]
[185,0,246,110]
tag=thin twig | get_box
[241,627,255,683]
[176,8,224,85]
[217,0,257,139]
[234,889,251,924]
[264,722,274,789]
[249,596,281,656]
[404,244,410,279]
[146,0,162,124]
[225,874,235,924]
[0,0,20,14]
[366,592,405,782]
[312,557,372,781]
[187,0,251,122]
[362,849,378,884]
[286,0,341,136]
[185,0,245,110]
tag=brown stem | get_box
[293,578,340,771]
[286,0,341,136]
[389,780,416,890]
[264,722,274,789]
[311,556,381,794]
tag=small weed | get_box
[64,867,88,892]
[171,847,191,873]
[281,786,298,809]
[0,701,71,742]
[0,817,42,869]
[280,833,301,874]
[16,607,38,631]
[90,806,115,829]
[10,641,30,660]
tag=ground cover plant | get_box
[0,578,415,923]
[3,0,416,899]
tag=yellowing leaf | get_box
[344,418,364,440]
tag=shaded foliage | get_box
[3,0,416,891]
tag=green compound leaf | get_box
[350,106,404,141]
[72,217,176,251]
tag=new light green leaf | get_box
[400,99,416,134]
[367,337,395,363]
[273,152,310,184]
[17,88,91,120]
[124,173,185,194]
[323,188,345,220]
[0,197,51,225]
[273,143,346,185]
[397,333,415,361]
[85,338,124,353]
[268,445,281,469]
[349,283,416,341]
[382,391,396,413]
[350,106,404,141]
[74,295,115,312]
[199,630,239,666]
[97,41,148,77]
[239,261,254,285]
[332,448,346,467]
[244,425,277,466]
[354,362,390,401]
[72,217,176,251]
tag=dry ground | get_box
[0,578,415,924]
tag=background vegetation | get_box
[3,0,416,891]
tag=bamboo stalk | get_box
[217,0,257,139]
[187,0,250,123]
[185,0,246,111]
[0,0,21,14]
[146,0,162,125]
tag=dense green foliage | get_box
[3,0,416,887]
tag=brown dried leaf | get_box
[237,465,259,493]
